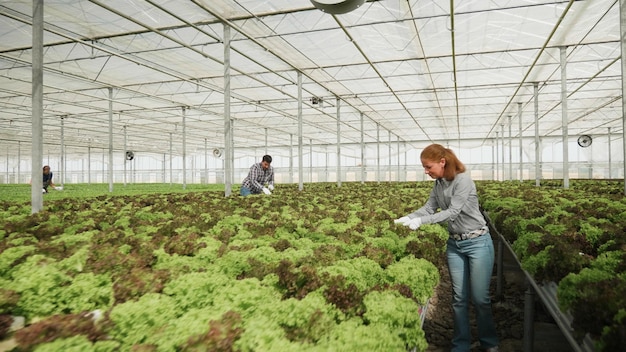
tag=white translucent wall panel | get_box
[1,134,623,185]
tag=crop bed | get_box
[478,179,626,351]
[2,180,623,351]
[1,182,446,351]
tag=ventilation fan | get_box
[577,135,592,148]
[212,148,223,158]
[125,151,135,160]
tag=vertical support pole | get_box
[18,142,21,184]
[508,115,512,181]
[108,87,113,192]
[325,147,329,182]
[5,147,10,186]
[620,0,626,193]
[376,123,380,183]
[290,134,294,184]
[31,0,44,213]
[81,153,84,183]
[88,145,91,184]
[397,135,400,182]
[298,72,303,191]
[60,116,65,187]
[182,106,187,190]
[359,113,365,184]
[560,46,570,189]
[496,237,504,299]
[169,132,173,186]
[205,138,208,184]
[524,282,536,352]
[501,124,505,180]
[607,127,613,179]
[123,125,127,186]
[518,102,523,181]
[495,132,499,181]
[310,140,313,183]
[360,112,365,184]
[223,24,232,196]
[336,97,341,187]
[403,142,407,181]
[388,130,392,182]
[534,82,541,186]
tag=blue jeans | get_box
[239,187,252,196]
[447,233,499,351]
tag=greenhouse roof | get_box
[0,0,623,156]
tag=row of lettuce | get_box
[477,179,626,351]
[2,180,624,351]
[0,183,447,352]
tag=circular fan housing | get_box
[125,151,134,160]
[310,0,366,14]
[577,135,592,148]
[213,148,223,158]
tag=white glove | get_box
[394,216,411,225]
[268,184,274,191]
[262,187,271,195]
[407,217,422,230]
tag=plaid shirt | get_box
[43,172,53,187]
[241,162,274,193]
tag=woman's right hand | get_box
[394,216,411,225]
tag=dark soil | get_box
[422,236,569,352]
[423,267,524,352]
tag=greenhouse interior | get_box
[1,0,625,191]
[2,1,626,352]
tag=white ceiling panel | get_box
[0,0,622,156]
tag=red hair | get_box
[420,144,465,181]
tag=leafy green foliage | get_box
[2,182,446,351]
[363,290,428,351]
[479,179,626,350]
[14,311,108,350]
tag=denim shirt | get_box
[407,172,486,235]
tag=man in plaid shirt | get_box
[240,155,275,196]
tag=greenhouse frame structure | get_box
[1,0,625,208]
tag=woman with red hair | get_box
[395,144,499,352]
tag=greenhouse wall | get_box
[1,135,623,185]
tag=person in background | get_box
[240,155,274,196]
[42,165,55,193]
[394,143,499,352]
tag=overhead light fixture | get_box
[310,0,366,15]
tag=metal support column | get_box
[223,24,233,196]
[524,283,536,352]
[534,82,540,186]
[31,0,44,212]
[518,102,523,181]
[123,125,127,186]
[360,112,365,184]
[336,97,341,187]
[182,106,187,189]
[108,87,113,192]
[298,72,303,191]
[560,46,570,189]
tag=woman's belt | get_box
[450,226,488,241]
